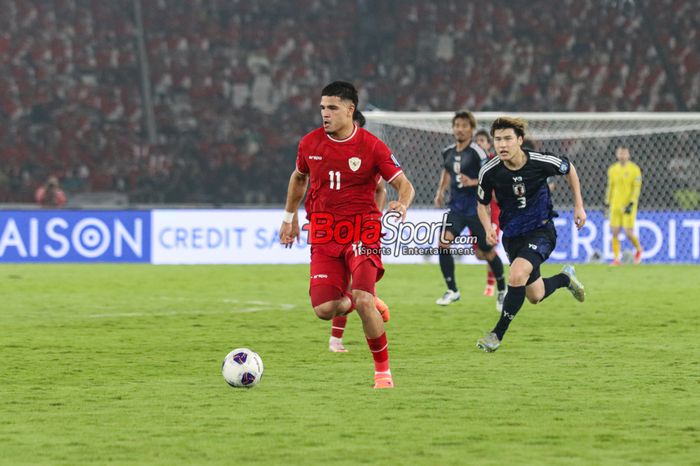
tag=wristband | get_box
[282,211,295,224]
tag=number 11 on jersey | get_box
[329,171,341,190]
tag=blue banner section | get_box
[0,211,150,262]
[0,209,697,263]
[551,210,700,263]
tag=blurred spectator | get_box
[1,0,697,204]
[35,176,67,207]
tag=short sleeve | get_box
[534,152,570,177]
[295,140,309,175]
[375,140,403,183]
[477,170,493,205]
[441,147,451,171]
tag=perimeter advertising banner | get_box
[1,209,698,263]
[0,211,150,262]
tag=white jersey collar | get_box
[326,124,358,143]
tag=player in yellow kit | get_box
[605,146,643,265]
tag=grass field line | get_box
[88,300,297,318]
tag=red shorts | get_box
[309,243,384,307]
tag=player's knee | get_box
[352,292,374,313]
[508,270,529,286]
[438,240,451,250]
[313,303,335,320]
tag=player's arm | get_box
[280,169,308,248]
[375,179,387,211]
[434,169,450,208]
[625,166,642,214]
[477,202,497,246]
[477,173,498,246]
[458,173,478,187]
[565,163,586,230]
[388,173,414,221]
[605,165,613,208]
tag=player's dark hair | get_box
[490,117,527,138]
[452,110,476,128]
[322,81,363,123]
[475,128,491,143]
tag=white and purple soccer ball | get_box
[222,348,264,388]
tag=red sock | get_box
[366,332,390,373]
[343,291,355,315]
[487,270,495,286]
[331,315,347,338]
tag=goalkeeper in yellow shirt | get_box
[605,146,643,265]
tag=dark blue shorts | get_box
[502,222,557,283]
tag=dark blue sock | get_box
[439,251,457,292]
[493,285,526,340]
[541,273,570,301]
[487,256,506,291]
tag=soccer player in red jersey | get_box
[475,129,502,297]
[328,113,389,354]
[280,81,414,389]
[328,176,390,354]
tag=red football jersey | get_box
[296,125,403,220]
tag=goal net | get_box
[365,112,700,263]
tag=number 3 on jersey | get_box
[517,196,526,208]
[328,171,341,190]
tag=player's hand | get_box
[624,202,634,214]
[574,205,587,230]
[433,193,444,208]
[279,221,300,248]
[458,174,476,187]
[485,227,498,246]
[388,201,407,221]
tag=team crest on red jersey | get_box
[348,157,361,172]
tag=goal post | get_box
[365,111,700,263]
[365,111,700,210]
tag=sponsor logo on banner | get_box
[1,209,697,264]
[0,211,149,262]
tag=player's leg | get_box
[623,210,642,263]
[374,295,390,322]
[437,229,459,304]
[484,218,501,296]
[436,211,465,305]
[484,263,495,296]
[348,252,393,388]
[477,256,533,352]
[310,252,352,320]
[330,313,349,353]
[525,223,582,303]
[469,217,506,311]
[329,269,353,352]
[610,210,622,265]
[329,290,389,353]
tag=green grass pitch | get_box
[1,263,698,465]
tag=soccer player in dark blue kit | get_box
[434,111,507,310]
[476,117,586,352]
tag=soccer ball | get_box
[221,348,264,388]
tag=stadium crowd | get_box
[0,0,697,204]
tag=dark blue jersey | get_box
[477,149,571,237]
[442,142,489,216]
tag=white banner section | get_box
[151,209,505,265]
